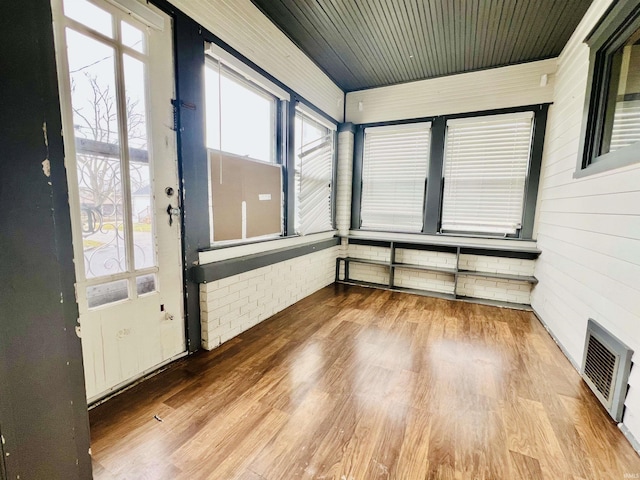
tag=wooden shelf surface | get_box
[392,262,456,275]
[340,257,389,267]
[457,269,538,284]
[336,232,537,310]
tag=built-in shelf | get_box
[457,269,538,284]
[338,279,389,290]
[336,236,540,311]
[341,256,389,267]
[391,262,457,275]
[455,295,531,310]
[339,279,456,301]
[393,286,456,300]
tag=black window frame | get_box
[352,104,549,240]
[576,0,640,178]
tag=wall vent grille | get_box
[582,319,634,422]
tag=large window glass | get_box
[600,29,640,155]
[205,60,276,163]
[204,54,284,244]
[441,112,534,236]
[294,109,335,235]
[360,123,430,232]
[579,1,640,175]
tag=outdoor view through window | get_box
[63,0,156,306]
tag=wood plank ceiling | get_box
[251,0,594,92]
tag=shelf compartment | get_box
[456,295,532,311]
[393,286,456,300]
[392,262,456,275]
[341,257,390,267]
[338,280,456,301]
[337,279,391,290]
[457,269,538,284]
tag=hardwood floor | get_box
[90,285,640,479]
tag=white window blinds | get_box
[361,123,430,232]
[608,99,640,153]
[294,109,335,235]
[441,112,534,236]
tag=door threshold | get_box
[87,350,189,408]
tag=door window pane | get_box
[121,21,145,53]
[66,29,127,278]
[123,54,156,270]
[63,0,113,38]
[87,279,129,308]
[136,274,156,296]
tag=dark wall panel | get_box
[0,1,92,479]
[173,12,210,352]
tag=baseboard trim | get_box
[531,307,640,458]
[619,423,640,457]
[530,306,580,371]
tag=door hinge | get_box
[171,99,179,132]
[171,99,197,132]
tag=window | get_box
[578,0,640,176]
[294,108,335,235]
[441,112,534,236]
[352,106,547,239]
[360,123,431,232]
[205,60,277,163]
[204,43,295,244]
[56,0,160,307]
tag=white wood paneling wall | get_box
[345,59,557,124]
[168,0,344,121]
[531,0,640,451]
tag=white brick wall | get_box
[348,244,391,262]
[457,276,532,304]
[458,254,535,276]
[336,130,354,236]
[200,246,339,350]
[348,263,389,286]
[394,269,455,294]
[394,248,457,269]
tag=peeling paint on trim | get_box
[42,121,48,147]
[42,159,51,177]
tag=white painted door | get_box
[51,0,185,402]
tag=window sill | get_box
[193,234,340,283]
[198,230,337,265]
[347,230,538,253]
[575,144,640,179]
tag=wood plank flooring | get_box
[90,285,640,479]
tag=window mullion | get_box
[424,116,446,234]
[113,36,136,278]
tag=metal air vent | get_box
[581,319,633,422]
